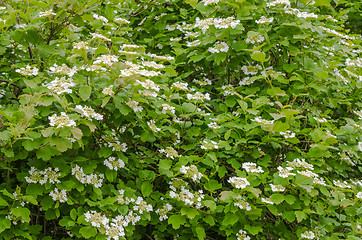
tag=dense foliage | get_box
[0,0,362,239]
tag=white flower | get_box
[172,81,188,91]
[242,162,264,173]
[358,142,362,151]
[92,13,108,23]
[49,188,67,203]
[90,32,111,42]
[104,156,125,171]
[161,104,175,115]
[236,229,251,240]
[39,9,56,18]
[15,65,39,76]
[270,184,285,192]
[159,147,179,159]
[301,231,315,239]
[49,112,76,128]
[102,85,114,95]
[44,77,75,94]
[180,165,203,182]
[277,166,296,178]
[133,197,153,214]
[214,17,240,29]
[208,122,221,130]
[333,180,351,189]
[114,17,130,24]
[186,40,201,47]
[48,64,77,77]
[280,130,295,139]
[147,120,161,132]
[298,170,318,178]
[356,192,362,199]
[156,203,173,221]
[234,196,251,211]
[126,100,143,112]
[228,177,250,189]
[85,210,109,228]
[200,140,219,150]
[93,55,118,66]
[241,65,262,75]
[261,197,274,205]
[201,0,220,5]
[76,105,103,120]
[208,42,229,53]
[255,16,274,24]
[187,92,210,102]
[266,0,291,7]
[297,12,318,19]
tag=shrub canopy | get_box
[0,0,361,239]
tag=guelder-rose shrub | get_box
[0,0,361,239]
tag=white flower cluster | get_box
[194,17,240,33]
[104,156,125,171]
[172,81,189,91]
[90,32,111,42]
[161,103,175,115]
[346,58,362,68]
[114,17,130,24]
[49,112,76,128]
[48,64,77,77]
[126,100,143,112]
[92,13,108,23]
[270,184,285,192]
[187,92,211,102]
[44,77,75,94]
[321,26,355,40]
[221,85,236,96]
[261,197,274,205]
[333,180,351,189]
[228,177,250,189]
[201,0,220,5]
[301,231,315,239]
[239,77,256,86]
[104,130,128,153]
[357,192,362,199]
[201,140,219,150]
[71,165,104,188]
[73,41,89,50]
[186,39,201,47]
[0,89,5,98]
[15,65,39,76]
[49,188,67,203]
[277,166,296,178]
[241,65,262,75]
[147,119,161,132]
[266,0,290,7]
[102,85,114,95]
[287,158,314,170]
[208,41,229,53]
[133,197,153,214]
[208,122,221,130]
[236,229,251,240]
[142,61,165,70]
[280,130,295,139]
[180,165,203,182]
[155,203,173,221]
[93,55,118,66]
[75,105,103,121]
[297,11,318,19]
[252,116,274,128]
[242,162,264,173]
[194,78,212,86]
[169,186,204,208]
[234,196,251,211]
[246,32,264,44]
[159,147,180,159]
[25,167,61,185]
[255,16,274,24]
[38,9,56,18]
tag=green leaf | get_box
[203,215,215,226]
[22,195,38,205]
[244,224,263,235]
[79,226,97,238]
[12,207,31,222]
[222,214,238,226]
[295,211,306,222]
[168,215,186,229]
[141,182,153,197]
[270,194,284,204]
[0,218,11,233]
[284,195,296,205]
[196,226,206,240]
[0,196,8,206]
[182,102,196,113]
[205,179,222,192]
[273,121,289,133]
[181,206,199,219]
[251,51,265,62]
[70,208,77,220]
[79,86,92,101]
[203,200,217,210]
[50,137,72,152]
